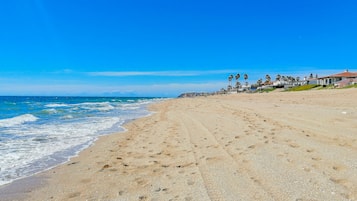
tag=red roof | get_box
[321,71,357,78]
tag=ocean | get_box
[0,96,164,186]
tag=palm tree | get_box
[235,81,241,92]
[257,78,263,86]
[235,73,240,81]
[256,78,263,92]
[265,74,271,85]
[276,74,281,81]
[235,73,240,91]
[228,74,233,83]
[243,74,248,87]
[282,76,287,82]
[236,73,240,80]
[244,73,248,81]
[228,74,234,91]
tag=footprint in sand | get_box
[68,192,81,199]
[306,149,314,153]
[311,157,321,161]
[225,142,231,147]
[248,145,256,149]
[330,177,347,185]
[99,164,111,171]
[81,178,91,183]
[135,178,149,186]
[289,143,300,148]
[332,165,344,171]
[250,177,261,184]
[205,156,223,164]
[187,180,195,185]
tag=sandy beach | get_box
[1,88,357,201]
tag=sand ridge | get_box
[1,88,357,201]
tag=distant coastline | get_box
[179,70,357,98]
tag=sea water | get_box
[0,96,164,186]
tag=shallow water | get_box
[0,96,164,186]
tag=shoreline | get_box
[1,89,357,200]
[0,96,161,190]
[0,100,159,199]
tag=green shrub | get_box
[287,84,319,91]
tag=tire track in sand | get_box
[178,110,276,201]
[178,112,225,201]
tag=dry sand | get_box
[1,88,357,201]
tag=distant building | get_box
[334,78,357,88]
[305,78,318,85]
[317,70,357,87]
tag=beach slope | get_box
[2,89,357,201]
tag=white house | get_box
[317,70,357,86]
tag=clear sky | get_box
[1,0,356,97]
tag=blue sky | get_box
[0,0,356,97]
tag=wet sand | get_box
[1,88,357,201]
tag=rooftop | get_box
[320,70,357,79]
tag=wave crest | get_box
[45,103,69,108]
[0,114,39,128]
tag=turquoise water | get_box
[0,96,164,186]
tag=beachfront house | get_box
[306,78,318,85]
[317,70,357,87]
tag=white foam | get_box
[0,116,124,186]
[120,104,140,110]
[46,102,116,112]
[45,103,69,108]
[61,115,73,119]
[75,102,115,111]
[96,104,115,111]
[0,98,166,186]
[0,114,39,128]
